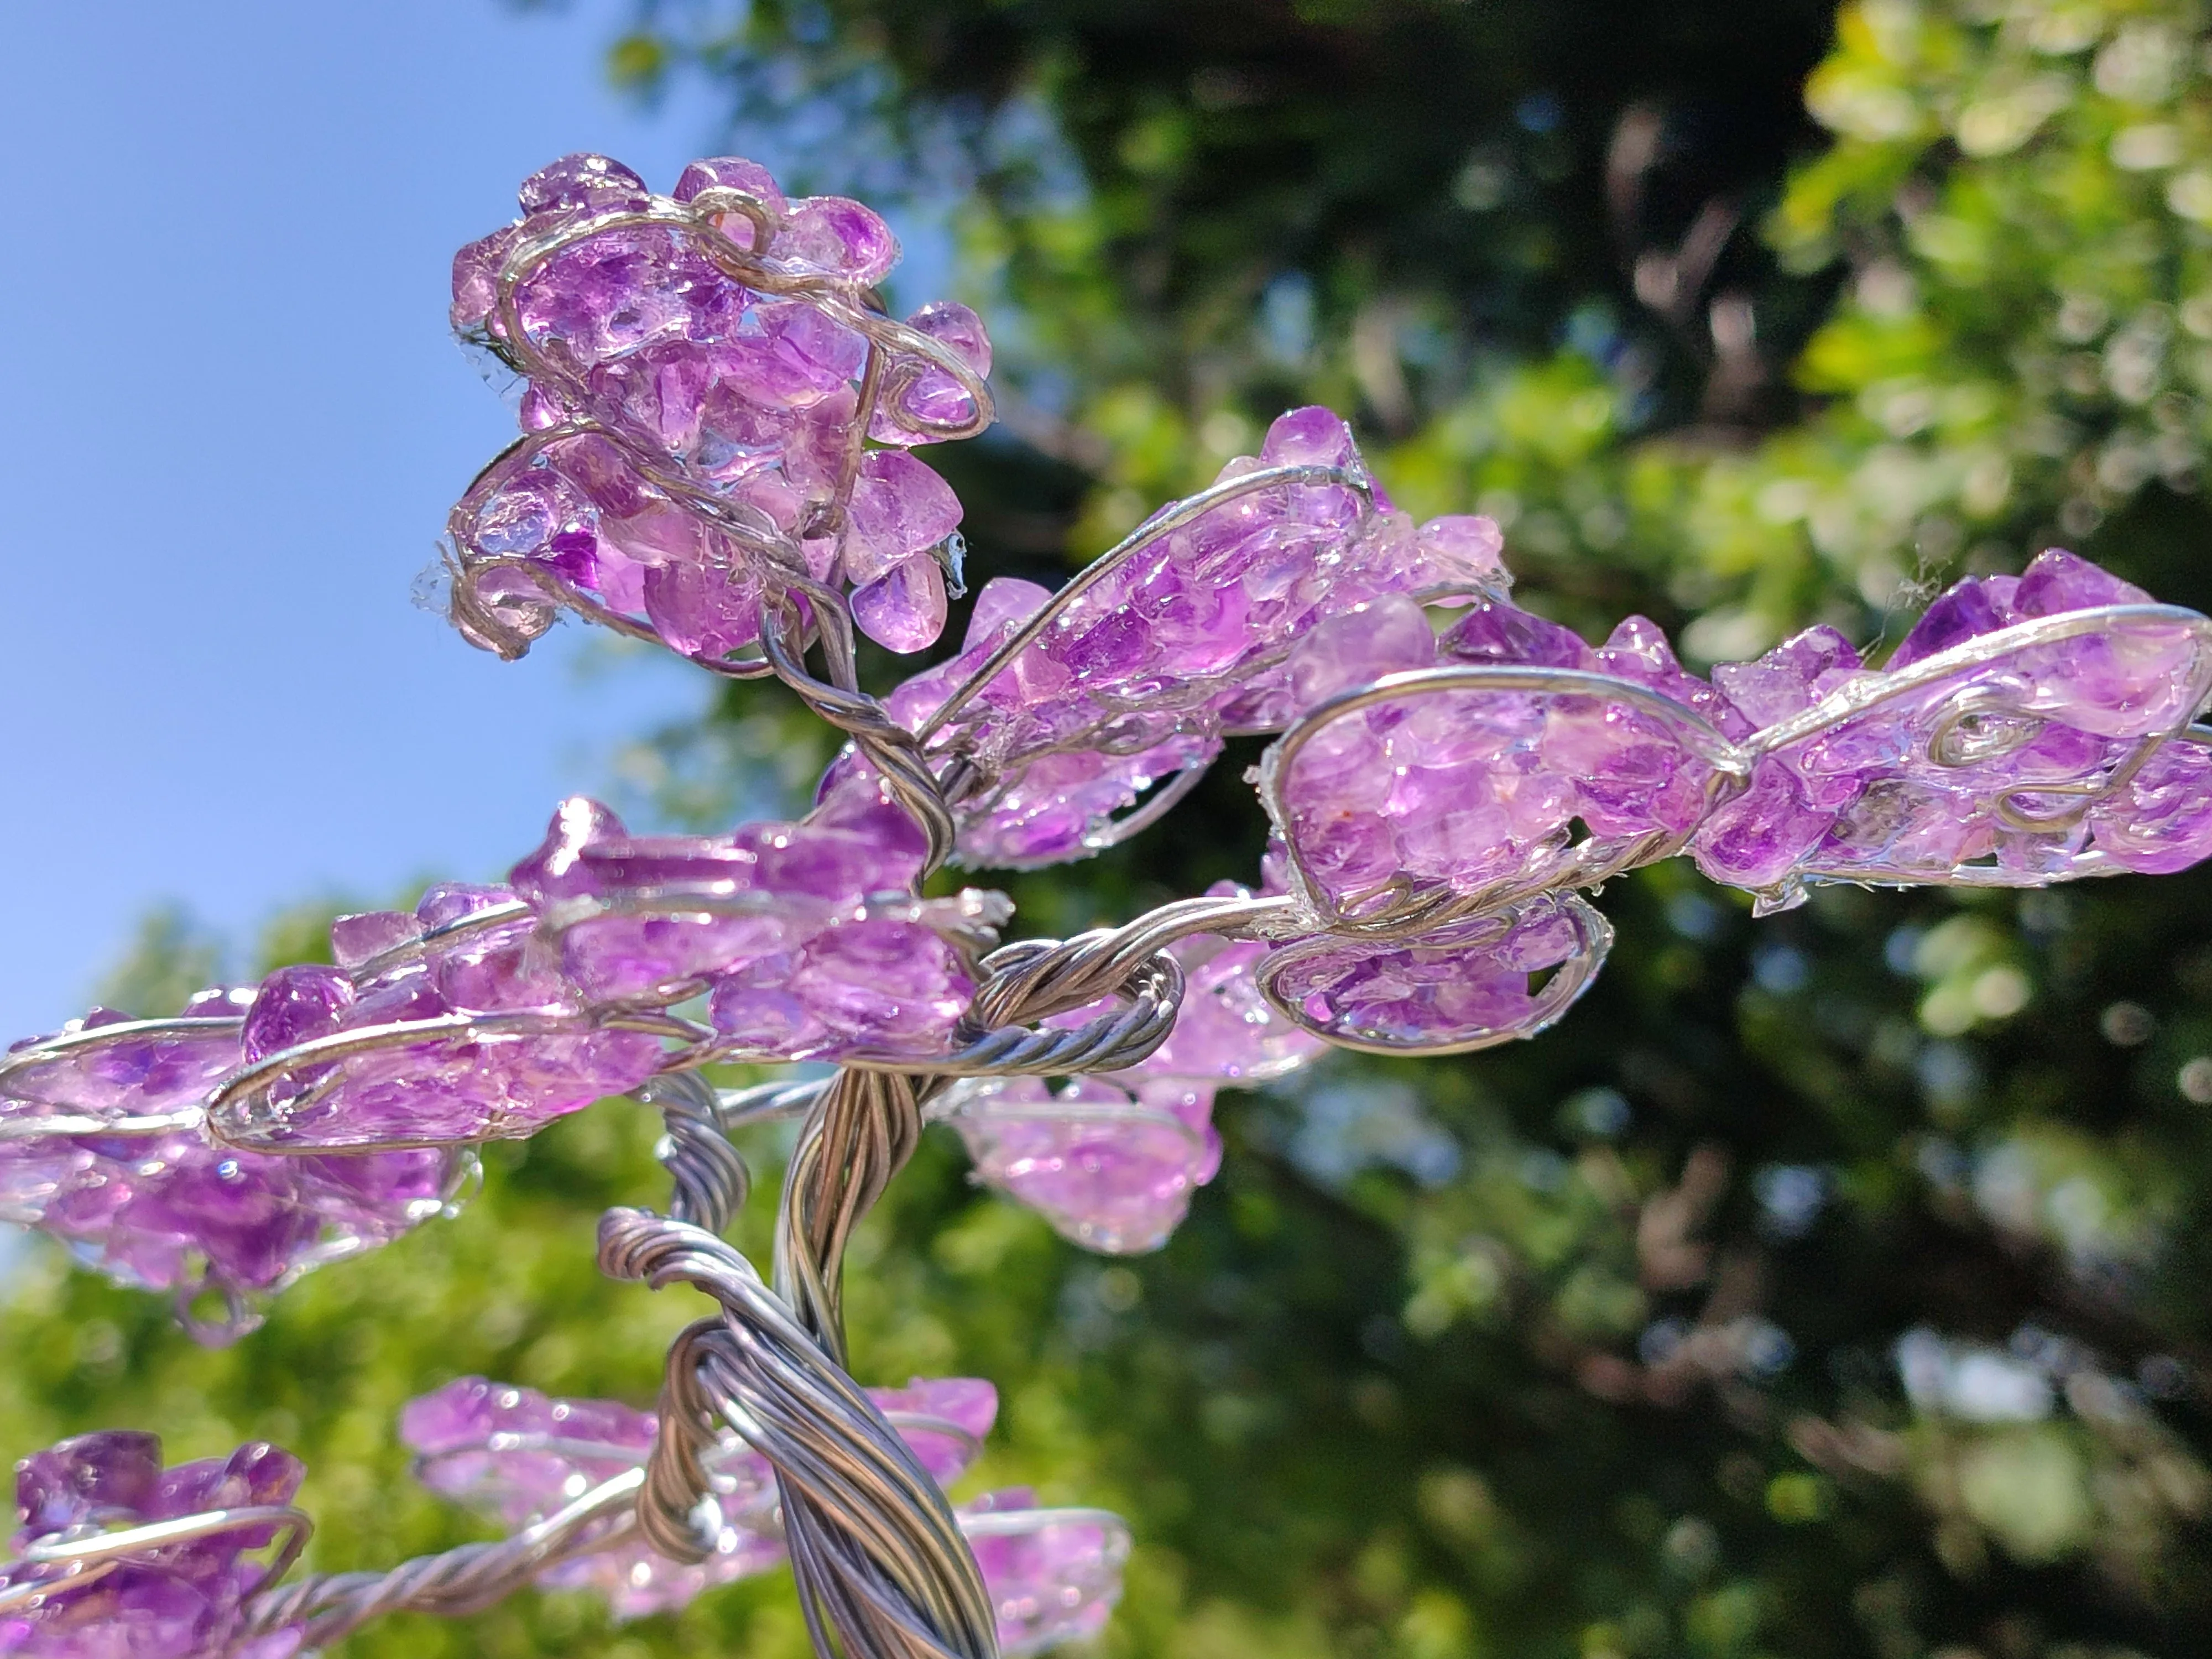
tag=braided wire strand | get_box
[713,884,1253,1656]
[238,1470,643,1646]
[774,1067,924,1367]
[760,591,959,877]
[599,1209,997,1659]
[246,233,1325,1655]
[886,888,1286,1083]
[220,713,1249,1658]
[640,1071,752,1232]
[124,216,2212,1658]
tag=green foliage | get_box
[15,4,2212,1658]
[90,907,223,1021]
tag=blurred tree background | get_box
[11,2,2212,1657]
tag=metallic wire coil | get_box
[775,1067,922,1365]
[599,1208,997,1659]
[641,1071,752,1233]
[239,1471,644,1647]
[766,891,1241,1372]
[44,368,1464,1659]
[921,946,1182,1078]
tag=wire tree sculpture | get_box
[5,152,2211,1659]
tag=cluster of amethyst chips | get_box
[1,1432,308,1659]
[0,1385,1123,1659]
[0,784,1022,1329]
[403,1374,1124,1648]
[12,148,2212,1659]
[447,152,992,664]
[0,987,462,1333]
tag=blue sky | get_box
[0,1,948,1037]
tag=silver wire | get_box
[601,1208,999,1659]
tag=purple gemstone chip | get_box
[2,1431,306,1658]
[405,1374,998,1621]
[1258,893,1611,1054]
[447,153,993,661]
[949,882,1322,1252]
[1,991,467,1334]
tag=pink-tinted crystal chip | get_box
[959,1488,1130,1657]
[1267,647,1738,922]
[1691,555,2212,906]
[20,1126,458,1312]
[448,152,992,660]
[449,429,775,665]
[405,1374,998,1621]
[1132,922,1325,1088]
[2089,736,2212,873]
[511,796,997,1065]
[866,409,1507,870]
[872,300,994,443]
[232,936,662,1153]
[3,1431,305,1659]
[0,991,465,1331]
[952,890,1323,1252]
[1258,893,1610,1053]
[0,990,251,1126]
[199,868,665,1152]
[948,1074,1218,1254]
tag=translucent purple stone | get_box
[960,1489,1128,1657]
[951,890,1322,1251]
[1284,592,1440,710]
[19,1127,458,1313]
[775,194,901,286]
[872,301,993,443]
[1261,894,1605,1052]
[867,410,1504,870]
[449,429,775,664]
[510,795,997,1065]
[866,575,1224,870]
[233,882,661,1151]
[2089,738,2212,873]
[1271,623,1726,920]
[2,1431,304,1659]
[0,990,251,1127]
[1597,615,1751,740]
[1688,757,1838,898]
[0,992,463,1325]
[1690,552,2212,906]
[400,1376,662,1586]
[450,153,989,658]
[1437,593,1595,673]
[238,1026,659,1152]
[518,153,653,218]
[842,450,962,585]
[947,1074,1217,1254]
[1887,548,2149,667]
[672,155,787,236]
[404,1374,997,1621]
[1402,513,1509,597]
[851,556,951,655]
